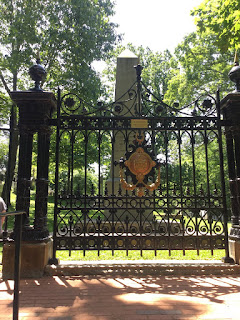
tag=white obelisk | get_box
[108,50,139,193]
[115,49,139,100]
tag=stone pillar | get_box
[221,61,240,263]
[2,90,56,279]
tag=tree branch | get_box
[0,70,11,98]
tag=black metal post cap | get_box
[29,55,47,91]
[228,52,240,92]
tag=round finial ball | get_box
[228,63,240,92]
[229,64,240,83]
[29,62,47,83]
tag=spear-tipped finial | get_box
[36,49,41,64]
[234,50,239,66]
[134,64,143,82]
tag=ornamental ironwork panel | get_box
[52,77,229,256]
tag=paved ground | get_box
[1,274,240,320]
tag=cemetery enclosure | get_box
[52,80,229,256]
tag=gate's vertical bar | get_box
[216,90,232,262]
[98,129,101,209]
[111,131,115,255]
[152,124,157,256]
[177,127,184,255]
[50,87,61,265]
[203,120,211,209]
[190,118,198,254]
[98,129,101,257]
[83,129,88,256]
[70,129,74,208]
[203,116,212,254]
[69,126,75,256]
[164,125,171,255]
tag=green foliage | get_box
[0,93,12,122]
[57,168,98,195]
[164,32,234,106]
[104,35,234,110]
[0,139,8,179]
[0,0,119,101]
[47,129,112,189]
[0,0,119,200]
[192,0,240,52]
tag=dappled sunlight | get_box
[1,274,240,319]
[114,278,143,289]
[115,293,210,317]
[54,276,68,287]
[116,292,188,304]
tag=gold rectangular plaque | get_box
[131,119,148,128]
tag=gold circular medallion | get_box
[125,147,156,180]
[145,239,151,247]
[131,239,137,247]
[89,240,95,247]
[103,240,109,247]
[117,240,123,247]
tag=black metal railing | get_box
[1,211,25,320]
[51,85,230,259]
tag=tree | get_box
[0,0,119,203]
[0,0,119,96]
[164,32,234,106]
[192,0,240,52]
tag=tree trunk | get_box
[1,105,19,207]
[1,72,19,207]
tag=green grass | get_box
[56,249,226,261]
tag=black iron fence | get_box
[52,80,230,257]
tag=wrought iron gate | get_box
[52,69,229,256]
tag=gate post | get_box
[2,57,56,279]
[221,55,240,264]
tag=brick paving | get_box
[1,274,240,320]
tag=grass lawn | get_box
[56,248,226,261]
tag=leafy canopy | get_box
[192,0,240,52]
[165,32,233,105]
[0,0,119,101]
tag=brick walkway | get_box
[1,274,240,320]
